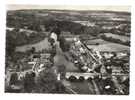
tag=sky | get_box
[7,5,131,12]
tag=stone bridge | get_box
[65,72,128,80]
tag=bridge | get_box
[65,72,128,80]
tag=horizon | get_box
[7,5,131,12]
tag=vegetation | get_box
[100,34,130,46]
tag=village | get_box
[5,9,130,95]
[5,27,129,94]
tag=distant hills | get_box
[6,9,131,56]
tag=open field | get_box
[103,33,130,42]
[87,42,130,52]
[15,38,50,52]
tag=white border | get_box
[0,0,135,100]
[5,0,134,5]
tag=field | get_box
[103,33,130,42]
[15,38,50,52]
[88,42,130,52]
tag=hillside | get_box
[7,9,131,35]
[6,9,131,56]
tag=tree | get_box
[6,30,16,56]
[36,67,58,93]
[31,47,36,54]
[23,71,36,93]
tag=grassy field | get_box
[87,42,130,52]
[86,38,108,45]
[86,37,130,52]
[103,33,130,42]
[15,38,50,52]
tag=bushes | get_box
[100,34,130,46]
[23,71,36,92]
[59,36,70,52]
[9,73,18,85]
[36,68,58,93]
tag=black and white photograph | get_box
[5,5,131,95]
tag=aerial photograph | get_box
[5,5,130,95]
